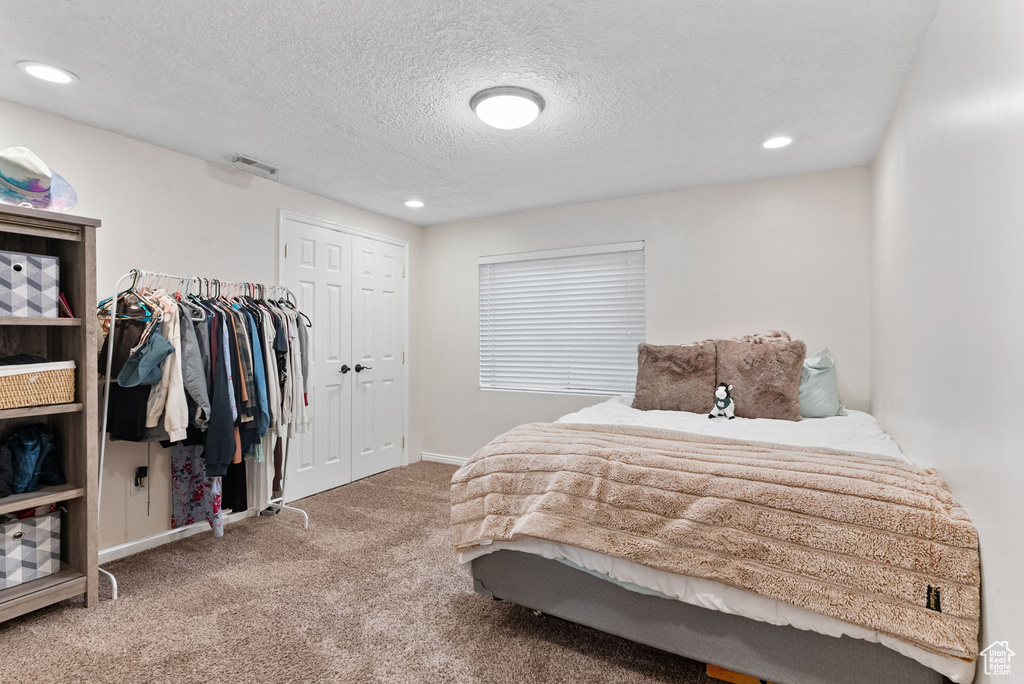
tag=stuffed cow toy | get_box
[708,382,736,419]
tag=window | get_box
[478,242,646,395]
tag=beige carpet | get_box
[1,461,713,683]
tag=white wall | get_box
[0,98,424,548]
[871,0,1024,677]
[421,167,873,459]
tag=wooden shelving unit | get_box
[0,568,87,620]
[0,204,99,622]
[0,317,82,327]
[0,403,84,420]
[0,484,86,516]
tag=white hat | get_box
[0,147,77,212]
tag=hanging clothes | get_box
[177,301,210,431]
[243,308,270,438]
[97,293,151,378]
[258,307,280,433]
[221,460,248,513]
[297,321,309,406]
[144,292,188,442]
[273,436,284,498]
[99,279,312,536]
[106,384,152,442]
[170,445,223,538]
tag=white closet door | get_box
[282,216,354,501]
[351,235,405,480]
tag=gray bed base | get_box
[472,551,950,684]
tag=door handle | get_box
[339,364,351,374]
[354,363,372,372]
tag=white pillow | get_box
[799,347,846,418]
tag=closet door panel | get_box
[356,380,374,456]
[358,285,374,363]
[325,283,343,362]
[351,236,405,480]
[292,256,316,485]
[283,217,354,501]
[325,383,343,466]
[376,377,395,451]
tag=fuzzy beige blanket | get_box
[450,423,980,661]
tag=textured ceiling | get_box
[0,0,938,225]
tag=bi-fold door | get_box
[282,215,406,502]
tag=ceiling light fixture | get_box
[404,199,425,208]
[471,86,545,130]
[761,136,794,149]
[16,61,78,84]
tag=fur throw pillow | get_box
[729,330,792,344]
[716,334,806,421]
[632,341,717,413]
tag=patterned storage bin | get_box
[0,510,61,589]
[0,250,60,318]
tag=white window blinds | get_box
[478,242,646,395]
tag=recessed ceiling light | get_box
[16,61,78,84]
[404,199,425,208]
[471,86,545,130]
[762,136,794,149]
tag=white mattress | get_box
[459,395,974,683]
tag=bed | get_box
[453,396,977,684]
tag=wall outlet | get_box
[130,466,148,497]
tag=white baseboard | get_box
[98,509,256,564]
[421,452,468,466]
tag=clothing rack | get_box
[97,268,309,600]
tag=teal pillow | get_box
[799,347,845,418]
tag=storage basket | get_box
[0,361,76,410]
[0,510,61,589]
[0,250,60,318]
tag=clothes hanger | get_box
[178,276,208,321]
[133,270,165,317]
[277,288,312,327]
[277,294,311,327]
[121,271,165,346]
[187,277,208,304]
[238,282,255,307]
[97,268,152,319]
[190,278,218,318]
[254,283,270,305]
[96,267,140,310]
[97,268,155,321]
[245,282,264,306]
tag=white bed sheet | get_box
[557,394,909,462]
[460,396,974,683]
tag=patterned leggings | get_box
[170,445,223,537]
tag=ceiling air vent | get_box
[229,154,279,181]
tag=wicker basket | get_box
[0,361,76,410]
